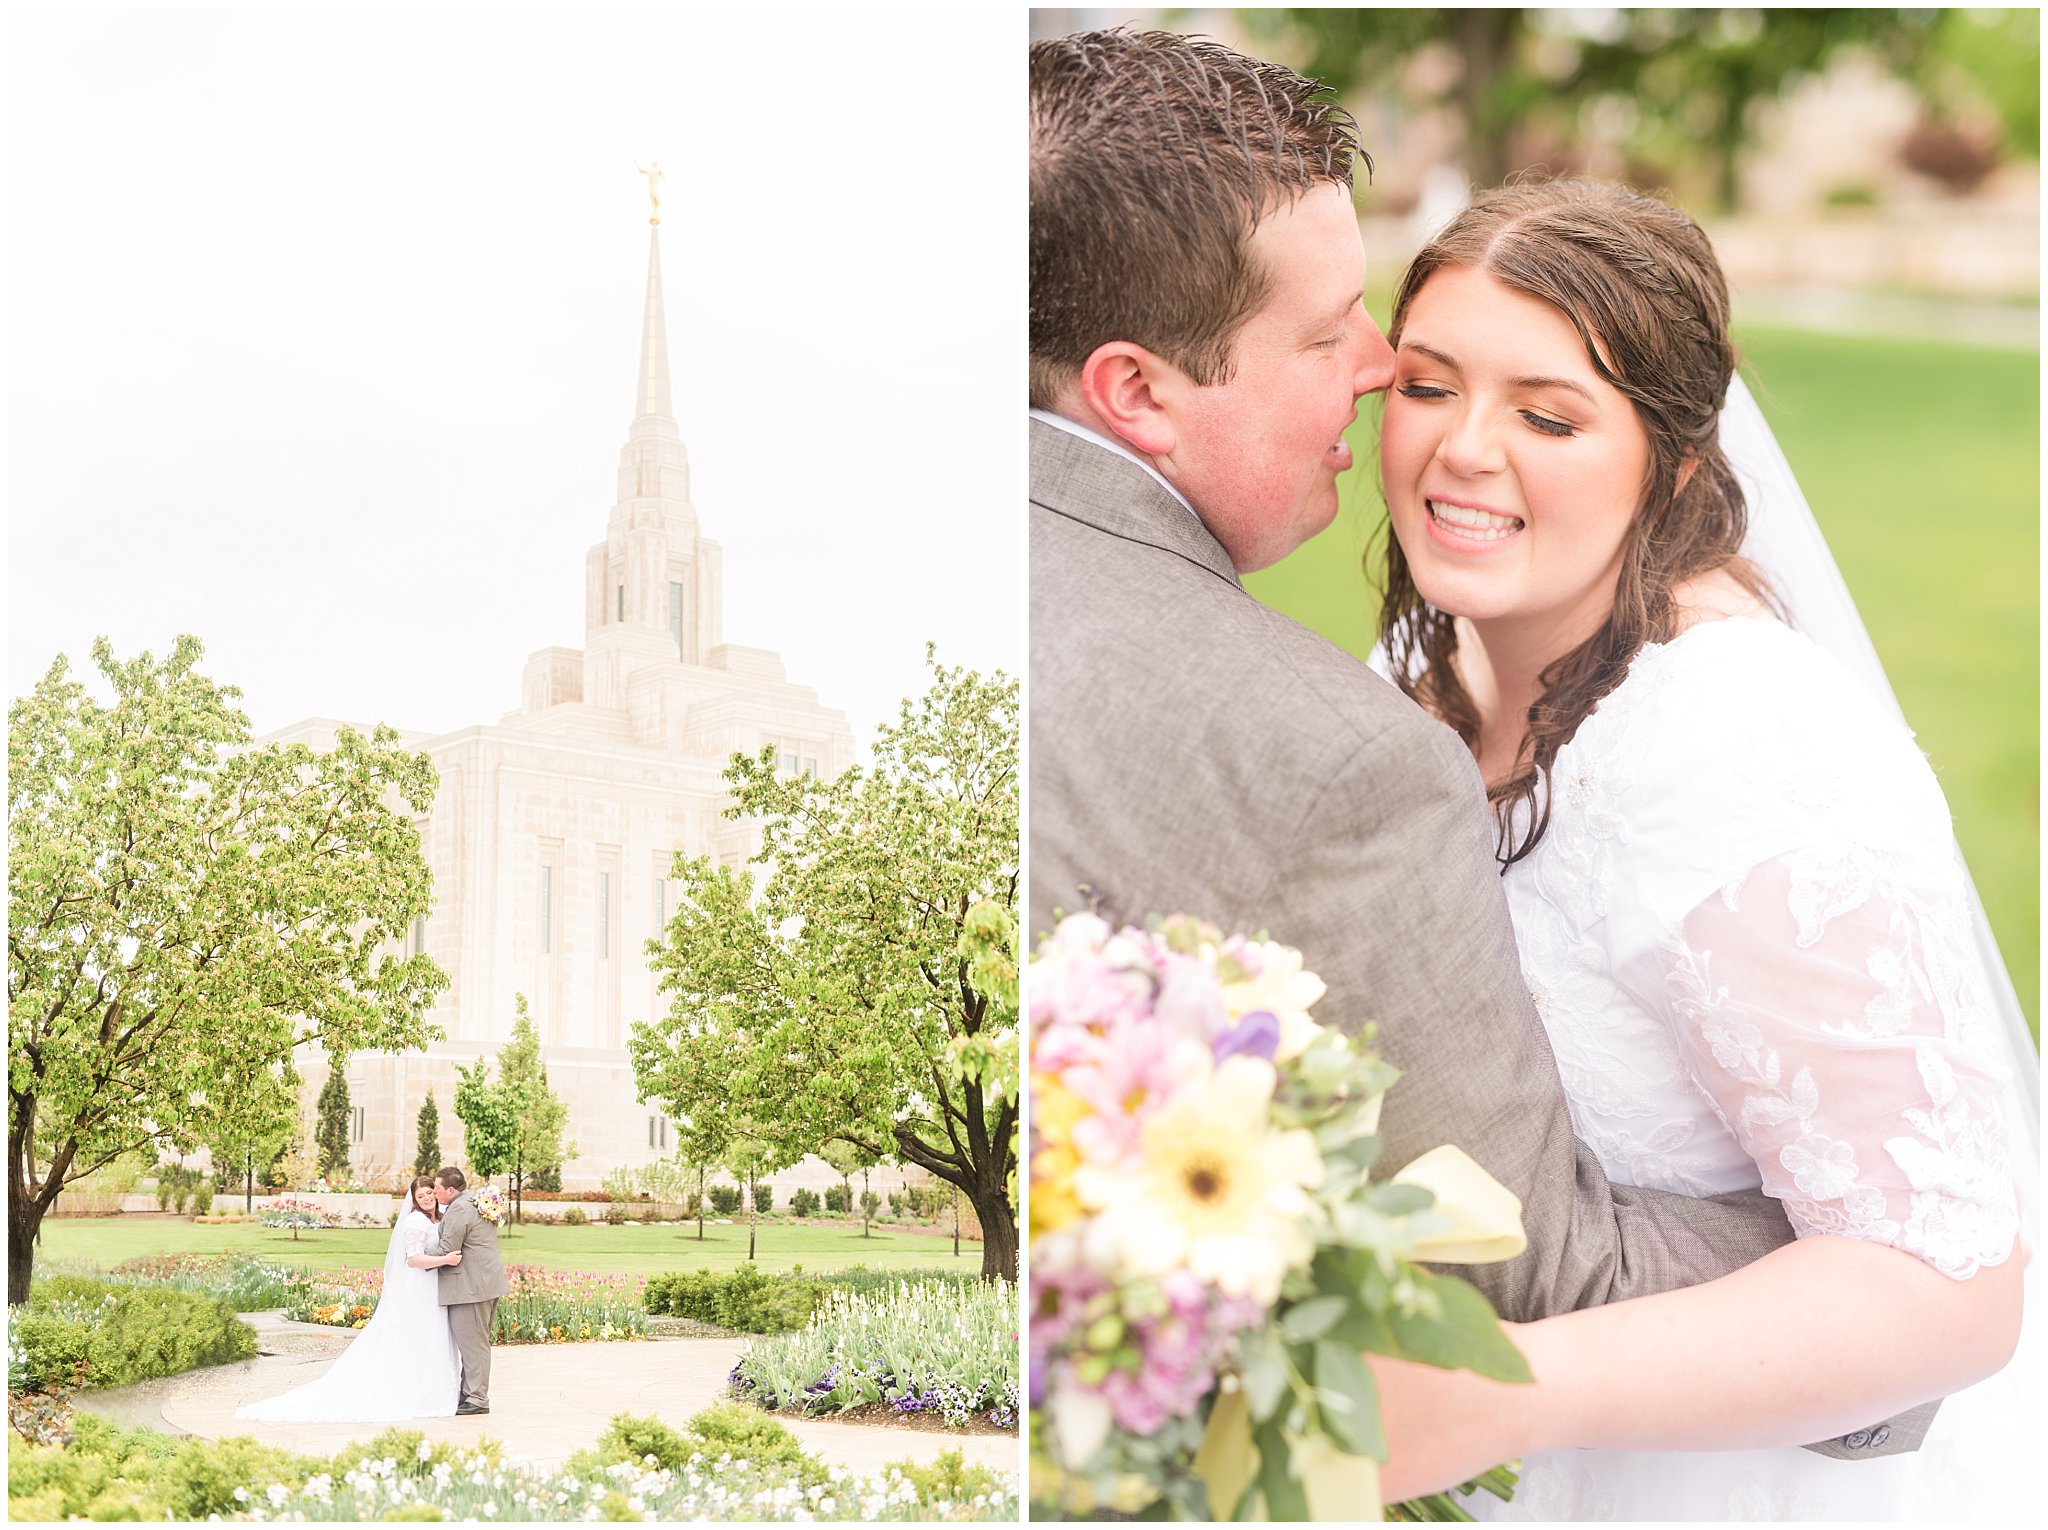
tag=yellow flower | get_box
[1081,1054,1323,1304]
[1030,1072,1086,1234]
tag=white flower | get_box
[1080,1052,1323,1303]
[1220,943,1326,1061]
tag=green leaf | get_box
[1388,1274,1533,1383]
[1239,1330,1291,1420]
[1311,1339,1386,1459]
[1255,1419,1311,1522]
[1369,1182,1437,1217]
[1279,1294,1348,1343]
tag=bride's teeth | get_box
[1429,500,1523,540]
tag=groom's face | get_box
[1159,183,1393,573]
[434,1182,457,1206]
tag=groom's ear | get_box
[1078,342,1181,460]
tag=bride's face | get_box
[413,1185,435,1214]
[1381,265,1652,654]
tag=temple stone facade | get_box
[266,225,860,1192]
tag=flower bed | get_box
[5,1407,1018,1521]
[729,1280,1019,1430]
[256,1198,332,1230]
[284,1264,649,1343]
[107,1254,296,1311]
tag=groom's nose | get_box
[1349,303,1395,398]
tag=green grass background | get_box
[37,1216,983,1278]
[1245,323,2039,1041]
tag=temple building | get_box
[267,213,856,1189]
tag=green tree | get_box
[451,995,574,1224]
[633,655,1020,1281]
[7,636,445,1303]
[724,1129,779,1263]
[1248,7,1946,208]
[205,1065,297,1215]
[821,1137,878,1239]
[413,1091,442,1176]
[314,1065,351,1181]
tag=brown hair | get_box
[1378,180,1779,867]
[409,1173,442,1223]
[1029,28,1369,408]
[434,1165,466,1194]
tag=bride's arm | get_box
[1375,1230,2022,1499]
[1376,856,2025,1498]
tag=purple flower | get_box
[1213,1010,1280,1064]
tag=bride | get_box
[1365,180,2038,1519]
[236,1175,463,1423]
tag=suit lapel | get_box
[1030,418,1243,588]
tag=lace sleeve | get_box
[404,1214,431,1260]
[1663,849,2018,1279]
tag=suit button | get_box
[1871,1426,1891,1446]
[1844,1431,1871,1449]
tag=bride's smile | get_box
[1381,264,1651,664]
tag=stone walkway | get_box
[74,1313,1018,1478]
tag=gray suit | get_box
[433,1191,508,1409]
[1028,418,1929,1457]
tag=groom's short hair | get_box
[435,1166,465,1192]
[1029,28,1367,409]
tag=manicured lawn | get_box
[36,1215,984,1279]
[1246,322,2038,1039]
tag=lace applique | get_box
[1506,619,2017,1279]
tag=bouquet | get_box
[470,1184,508,1225]
[1029,913,1530,1520]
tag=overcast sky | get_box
[8,3,1021,749]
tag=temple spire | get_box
[635,226,672,422]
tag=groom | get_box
[431,1166,506,1416]
[1028,26,1931,1473]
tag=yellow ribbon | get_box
[1389,1144,1528,1265]
[1195,1388,1383,1520]
[1192,1147,1526,1519]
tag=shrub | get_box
[859,1189,881,1221]
[191,1182,213,1217]
[708,1184,741,1216]
[642,1266,824,1333]
[752,1181,774,1214]
[8,1407,1016,1521]
[561,1206,588,1226]
[824,1184,849,1214]
[789,1187,820,1218]
[685,1191,702,1216]
[886,1190,905,1217]
[11,1278,256,1394]
[588,1412,696,1471]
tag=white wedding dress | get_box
[1469,615,2038,1521]
[235,1207,460,1423]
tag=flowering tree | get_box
[632,653,1020,1281]
[7,637,446,1303]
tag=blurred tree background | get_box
[1235,8,2037,207]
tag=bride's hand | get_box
[1370,1334,1537,1503]
[445,1251,462,1266]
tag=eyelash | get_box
[1395,383,1577,439]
